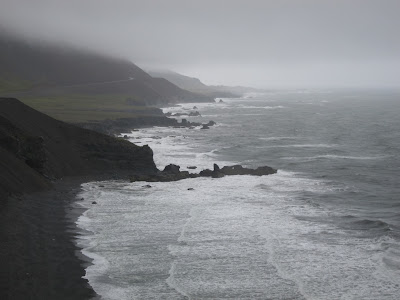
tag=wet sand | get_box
[0,175,116,299]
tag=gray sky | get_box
[1,0,399,88]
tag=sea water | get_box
[76,89,400,299]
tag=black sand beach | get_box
[0,177,98,299]
[0,98,159,299]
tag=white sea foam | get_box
[259,136,301,141]
[282,154,388,161]
[263,143,336,148]
[77,95,400,299]
[76,169,400,299]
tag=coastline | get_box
[0,97,217,299]
[0,172,134,300]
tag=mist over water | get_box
[76,90,400,299]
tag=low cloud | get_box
[1,0,399,88]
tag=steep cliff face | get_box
[0,98,158,201]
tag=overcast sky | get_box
[1,0,399,88]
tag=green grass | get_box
[18,94,161,123]
[0,77,35,94]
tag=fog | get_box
[1,0,399,88]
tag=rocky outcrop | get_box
[0,98,158,200]
[78,115,217,135]
[130,163,277,183]
[165,111,201,117]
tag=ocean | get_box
[76,89,400,299]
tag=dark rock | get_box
[163,164,181,174]
[220,165,277,176]
[193,106,198,109]
[130,174,154,182]
[212,172,225,178]
[181,119,188,126]
[205,120,216,126]
[201,125,210,130]
[199,169,213,177]
[189,111,201,117]
[129,162,276,183]
[123,135,128,139]
[143,184,152,188]
[219,99,224,103]
[99,185,105,187]
[187,166,197,169]
[92,201,97,204]
[187,188,194,190]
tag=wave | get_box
[259,136,301,141]
[352,219,392,231]
[282,154,387,161]
[236,105,285,110]
[264,105,285,109]
[264,144,336,148]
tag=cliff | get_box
[0,97,158,202]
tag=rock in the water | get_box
[219,99,224,103]
[199,169,213,177]
[205,120,216,126]
[129,163,276,183]
[92,201,97,204]
[193,106,198,109]
[201,125,210,130]
[220,165,277,176]
[189,111,201,116]
[187,166,197,169]
[187,188,194,190]
[163,164,181,174]
[143,184,152,188]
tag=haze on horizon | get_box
[1,0,399,89]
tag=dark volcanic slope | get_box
[0,97,157,201]
[0,35,212,104]
[0,98,159,299]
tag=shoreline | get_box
[0,98,218,299]
[0,172,133,300]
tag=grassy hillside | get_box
[19,94,163,123]
[0,34,212,123]
[149,70,241,98]
[0,76,36,94]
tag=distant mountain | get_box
[209,85,268,96]
[148,70,269,98]
[0,35,212,105]
[148,70,241,98]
